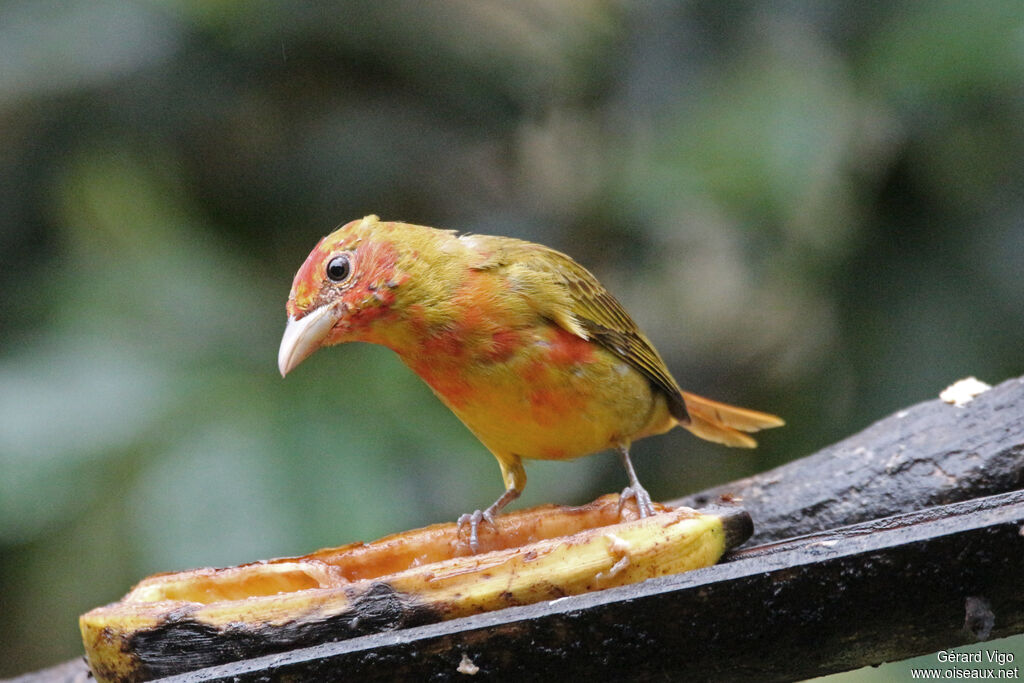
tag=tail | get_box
[679,391,785,448]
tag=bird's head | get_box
[277,215,416,376]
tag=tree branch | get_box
[676,376,1024,543]
[163,490,1024,682]
[19,376,1024,681]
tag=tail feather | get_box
[680,391,785,448]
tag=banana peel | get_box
[80,495,751,682]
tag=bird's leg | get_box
[458,489,520,552]
[616,443,655,518]
[458,455,525,553]
[457,487,520,553]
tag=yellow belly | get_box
[405,326,676,462]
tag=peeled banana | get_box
[80,496,751,682]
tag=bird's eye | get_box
[326,254,352,283]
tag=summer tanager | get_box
[278,215,783,548]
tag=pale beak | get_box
[278,304,341,377]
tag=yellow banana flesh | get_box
[80,495,751,682]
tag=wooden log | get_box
[677,376,1024,543]
[162,490,1024,682]
[16,375,1024,681]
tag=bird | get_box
[278,215,783,549]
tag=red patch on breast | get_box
[521,359,546,384]
[546,327,596,367]
[528,387,558,413]
[423,329,465,358]
[409,358,473,409]
[528,385,575,427]
[486,329,521,363]
[542,447,568,459]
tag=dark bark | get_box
[167,490,1024,682]
[677,376,1024,544]
[17,376,1024,682]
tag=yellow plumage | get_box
[279,216,783,547]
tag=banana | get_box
[80,496,751,682]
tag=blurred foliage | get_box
[1,0,1022,677]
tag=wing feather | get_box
[468,236,689,422]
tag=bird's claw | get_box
[457,508,495,553]
[618,485,656,519]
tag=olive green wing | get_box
[469,236,689,422]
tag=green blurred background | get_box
[2,1,1022,678]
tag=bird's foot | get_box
[618,484,656,519]
[457,486,520,553]
[457,508,495,554]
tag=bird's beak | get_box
[278,304,341,377]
